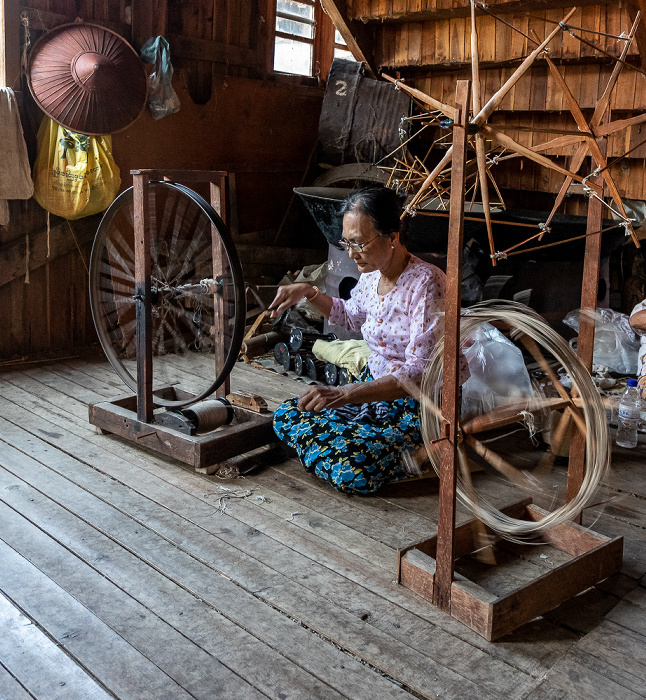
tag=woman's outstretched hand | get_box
[297,385,349,413]
[269,283,314,319]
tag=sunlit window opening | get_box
[274,0,315,76]
[333,29,353,61]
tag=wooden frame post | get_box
[210,175,231,398]
[133,172,154,423]
[567,132,607,507]
[1,0,21,90]
[433,79,471,611]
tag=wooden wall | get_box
[0,0,326,358]
[344,1,646,202]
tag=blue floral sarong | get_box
[273,367,421,494]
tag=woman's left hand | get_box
[297,385,349,413]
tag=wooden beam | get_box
[0,217,97,289]
[628,1,646,71]
[433,79,471,613]
[1,0,21,89]
[319,0,376,79]
[167,34,258,68]
[353,0,613,24]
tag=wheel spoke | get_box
[458,445,497,565]
[463,434,543,493]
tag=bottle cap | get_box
[627,378,639,387]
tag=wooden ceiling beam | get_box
[319,0,376,78]
[353,0,612,24]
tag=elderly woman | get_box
[270,187,451,494]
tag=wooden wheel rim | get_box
[89,181,246,408]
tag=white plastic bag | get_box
[461,322,534,416]
[563,308,639,375]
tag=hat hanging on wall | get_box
[28,22,148,135]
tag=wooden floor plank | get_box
[0,371,583,681]
[0,475,348,700]
[0,431,511,700]
[0,440,425,700]
[0,538,197,700]
[0,499,268,700]
[0,664,33,700]
[540,621,646,700]
[0,592,111,700]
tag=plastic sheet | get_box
[563,308,640,375]
[461,322,534,416]
[140,37,181,120]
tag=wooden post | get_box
[133,172,154,423]
[0,0,21,90]
[210,176,231,398]
[433,79,471,612]
[566,133,607,509]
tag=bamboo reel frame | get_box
[420,301,610,541]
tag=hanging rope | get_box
[420,300,610,542]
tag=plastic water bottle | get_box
[616,378,641,449]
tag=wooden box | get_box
[397,500,623,641]
[89,386,276,472]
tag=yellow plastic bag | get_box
[33,117,121,220]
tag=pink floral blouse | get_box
[328,255,449,388]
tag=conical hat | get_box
[28,22,147,135]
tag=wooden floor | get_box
[0,353,645,700]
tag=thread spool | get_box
[288,329,337,352]
[182,398,233,434]
[338,367,350,385]
[305,357,326,381]
[273,342,292,370]
[293,353,305,376]
[324,362,338,386]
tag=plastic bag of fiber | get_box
[140,37,181,119]
[563,308,639,375]
[461,322,534,418]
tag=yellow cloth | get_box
[312,339,371,378]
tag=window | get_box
[333,29,353,62]
[273,0,352,79]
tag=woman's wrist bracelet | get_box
[305,285,320,301]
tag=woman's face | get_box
[342,211,394,274]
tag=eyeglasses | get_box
[338,233,382,253]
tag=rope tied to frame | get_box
[490,250,508,261]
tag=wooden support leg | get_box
[133,172,154,423]
[210,176,231,398]
[567,134,607,512]
[434,79,471,612]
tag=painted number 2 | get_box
[335,80,348,96]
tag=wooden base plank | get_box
[398,502,623,641]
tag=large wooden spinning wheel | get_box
[383,3,644,262]
[89,181,246,408]
[420,301,609,542]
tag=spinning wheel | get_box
[89,180,246,408]
[88,170,276,472]
[396,82,623,641]
[420,301,610,541]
